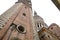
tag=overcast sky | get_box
[0,0,60,26]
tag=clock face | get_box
[52,0,60,10]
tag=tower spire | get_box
[16,0,32,8]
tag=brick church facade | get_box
[0,0,60,40]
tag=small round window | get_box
[51,27,53,29]
[17,25,25,33]
[23,13,26,16]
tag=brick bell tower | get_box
[0,0,36,40]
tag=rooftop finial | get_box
[34,11,37,16]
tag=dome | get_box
[33,11,48,32]
[49,23,59,28]
[33,11,44,22]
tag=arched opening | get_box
[37,23,39,28]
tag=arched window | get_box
[37,23,42,28]
[37,23,39,28]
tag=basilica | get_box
[0,0,60,40]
